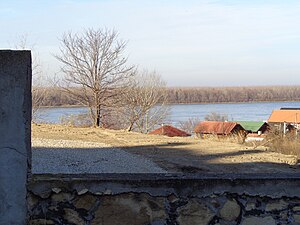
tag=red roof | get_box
[149,125,191,137]
[194,121,242,135]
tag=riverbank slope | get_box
[32,124,299,173]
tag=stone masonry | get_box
[28,188,300,225]
[28,174,300,225]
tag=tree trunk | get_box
[127,122,134,132]
[145,112,149,133]
[95,105,101,127]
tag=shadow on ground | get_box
[32,140,300,174]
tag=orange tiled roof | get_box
[149,125,190,137]
[194,121,241,135]
[268,110,300,123]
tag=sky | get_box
[1,0,300,87]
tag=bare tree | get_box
[13,34,47,122]
[179,117,201,134]
[204,112,228,121]
[55,28,134,127]
[121,70,169,133]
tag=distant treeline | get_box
[166,86,300,104]
[37,86,300,107]
[37,87,82,107]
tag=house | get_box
[194,121,245,138]
[236,121,269,142]
[268,109,300,133]
[149,125,191,137]
[268,109,300,124]
[236,121,269,134]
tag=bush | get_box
[60,113,93,127]
[179,117,201,135]
[266,128,300,157]
[204,112,228,121]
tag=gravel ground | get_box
[32,138,167,174]
[32,124,300,174]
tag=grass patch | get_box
[266,131,300,157]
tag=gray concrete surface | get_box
[32,138,167,173]
[30,173,300,199]
[0,51,31,225]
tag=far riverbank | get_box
[35,85,300,107]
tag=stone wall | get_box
[28,174,300,225]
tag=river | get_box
[36,101,300,125]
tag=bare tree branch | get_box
[13,34,47,122]
[55,28,134,127]
[120,70,169,133]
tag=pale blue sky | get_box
[1,0,300,86]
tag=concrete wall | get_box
[28,174,300,225]
[0,50,31,225]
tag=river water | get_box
[37,101,300,125]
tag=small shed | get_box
[194,121,245,138]
[268,109,300,132]
[236,121,269,134]
[149,125,191,137]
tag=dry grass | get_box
[266,131,300,158]
[198,133,246,144]
[31,123,299,173]
[60,113,93,127]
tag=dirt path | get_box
[32,124,299,173]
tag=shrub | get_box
[60,113,93,127]
[204,112,229,122]
[266,128,300,157]
[179,117,201,135]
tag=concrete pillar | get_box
[0,51,31,225]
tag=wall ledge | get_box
[29,173,300,199]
